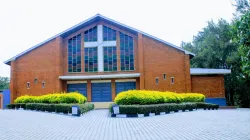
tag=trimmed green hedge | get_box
[14,92,87,104]
[114,90,205,105]
[7,103,94,114]
[110,103,198,115]
[196,102,219,110]
[109,102,219,115]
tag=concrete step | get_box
[219,106,237,109]
[92,102,113,109]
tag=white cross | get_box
[84,25,116,72]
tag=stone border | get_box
[110,109,219,118]
[6,108,90,117]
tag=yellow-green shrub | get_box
[114,90,205,105]
[181,93,205,102]
[14,95,37,103]
[14,92,87,104]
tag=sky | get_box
[0,0,235,77]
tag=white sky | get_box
[0,0,235,77]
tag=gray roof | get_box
[190,68,231,75]
[4,14,195,65]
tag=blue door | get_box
[67,83,87,97]
[3,89,10,109]
[92,83,111,102]
[116,82,136,94]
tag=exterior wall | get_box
[10,37,66,102]
[8,19,227,102]
[191,75,225,98]
[142,35,191,93]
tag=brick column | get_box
[111,79,116,101]
[184,55,191,92]
[138,33,145,89]
[10,61,17,103]
[87,80,91,102]
[116,31,121,71]
[55,37,64,92]
[0,94,3,109]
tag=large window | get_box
[103,46,117,71]
[103,26,116,41]
[68,34,81,72]
[84,26,97,42]
[84,47,98,72]
[120,32,134,71]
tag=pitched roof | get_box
[4,14,195,65]
[190,68,231,75]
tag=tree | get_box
[233,11,250,77]
[182,19,240,106]
[0,77,10,90]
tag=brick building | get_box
[4,14,230,105]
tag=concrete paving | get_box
[0,109,249,140]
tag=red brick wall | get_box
[191,75,225,98]
[10,37,65,102]
[142,35,190,93]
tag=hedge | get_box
[196,102,219,110]
[114,90,205,105]
[110,102,219,115]
[14,92,87,104]
[110,103,198,115]
[7,103,94,114]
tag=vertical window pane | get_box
[120,32,134,71]
[84,26,97,42]
[84,47,98,72]
[103,26,116,41]
[103,46,117,71]
[68,34,81,72]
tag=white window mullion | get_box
[97,25,104,72]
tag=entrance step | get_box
[92,102,113,109]
[219,106,237,109]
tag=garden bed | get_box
[7,103,94,115]
[7,92,94,116]
[109,102,219,117]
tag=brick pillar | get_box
[138,33,145,89]
[111,79,116,101]
[136,78,140,90]
[184,55,191,92]
[55,37,64,92]
[116,31,121,71]
[0,94,3,109]
[87,80,91,102]
[10,61,17,103]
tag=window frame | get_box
[68,34,82,73]
[27,82,30,89]
[119,32,135,71]
[103,46,117,72]
[156,77,159,85]
[84,46,98,72]
[84,26,98,42]
[171,77,174,84]
[163,73,166,80]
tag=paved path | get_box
[0,109,250,140]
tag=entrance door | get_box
[91,83,112,102]
[115,82,136,94]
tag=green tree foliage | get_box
[181,19,242,106]
[0,77,10,90]
[233,11,250,76]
